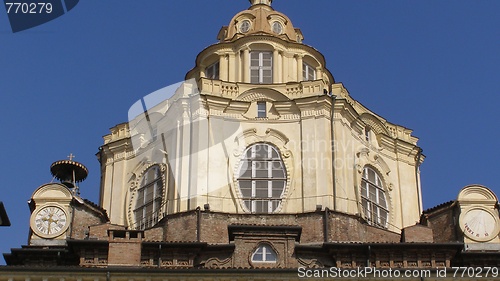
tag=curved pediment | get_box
[358,113,390,136]
[236,88,289,102]
[458,184,498,204]
[32,183,73,201]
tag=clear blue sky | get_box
[0,1,499,263]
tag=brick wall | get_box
[328,212,400,242]
[88,223,125,240]
[426,208,458,242]
[401,224,433,242]
[70,204,107,239]
[144,226,163,241]
[108,240,141,266]
[165,210,402,245]
[164,211,198,242]
[108,230,143,266]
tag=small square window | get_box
[365,127,371,142]
[303,63,316,81]
[257,101,267,118]
[206,62,220,80]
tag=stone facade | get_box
[2,0,500,280]
[98,0,423,234]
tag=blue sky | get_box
[0,1,499,263]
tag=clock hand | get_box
[47,213,54,234]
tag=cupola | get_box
[186,0,334,88]
[217,0,303,43]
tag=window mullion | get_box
[259,52,263,83]
[252,180,256,198]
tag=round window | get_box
[272,22,283,34]
[240,20,251,33]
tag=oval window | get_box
[237,143,286,213]
[133,165,163,229]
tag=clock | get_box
[459,207,500,242]
[31,205,69,238]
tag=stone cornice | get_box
[295,95,333,120]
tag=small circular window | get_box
[272,22,283,34]
[240,20,251,33]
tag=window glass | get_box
[252,244,277,262]
[365,127,371,142]
[303,63,316,81]
[133,166,163,229]
[360,166,388,228]
[257,101,267,118]
[206,62,220,80]
[250,52,273,84]
[237,143,286,213]
[272,22,283,34]
[240,20,251,33]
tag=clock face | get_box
[32,206,68,238]
[460,208,500,242]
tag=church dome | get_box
[217,0,303,43]
[185,0,334,88]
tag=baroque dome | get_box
[217,0,303,43]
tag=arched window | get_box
[251,244,277,263]
[360,166,388,228]
[237,143,286,213]
[134,166,163,229]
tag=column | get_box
[242,48,250,83]
[199,64,206,79]
[316,67,323,82]
[282,52,289,83]
[296,55,303,82]
[219,54,228,81]
[273,49,280,83]
[228,53,236,82]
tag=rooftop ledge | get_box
[198,78,330,100]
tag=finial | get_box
[249,0,272,7]
[50,156,88,195]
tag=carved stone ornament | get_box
[205,257,232,269]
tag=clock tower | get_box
[28,158,88,246]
